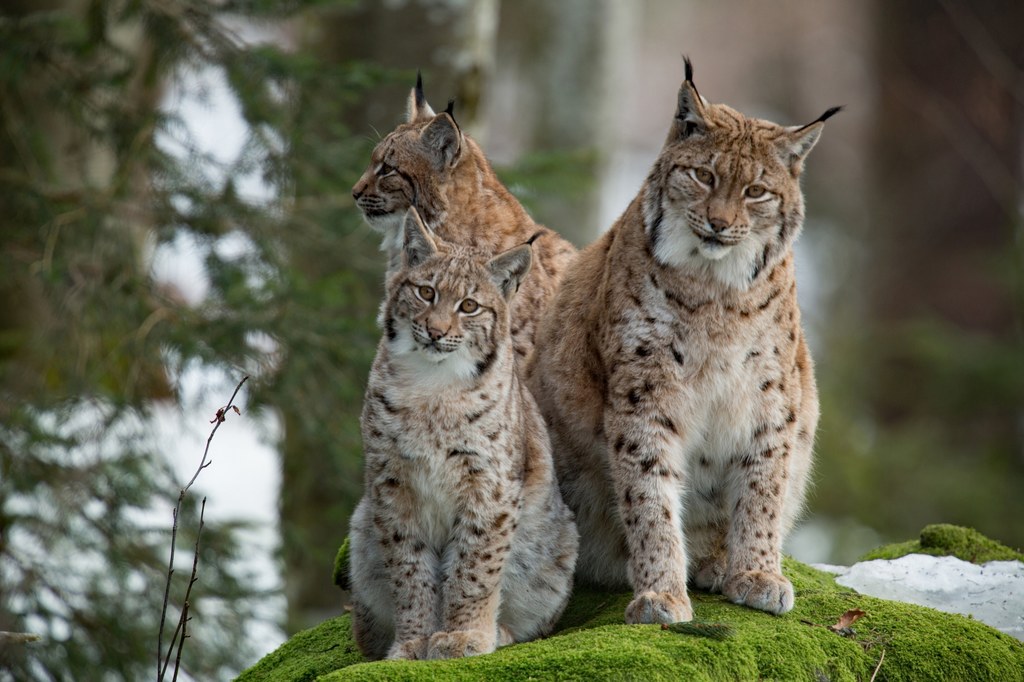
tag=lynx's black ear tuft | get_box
[795,105,843,132]
[415,70,426,110]
[669,56,708,143]
[780,106,841,176]
[444,98,456,122]
[407,70,436,122]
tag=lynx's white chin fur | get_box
[696,238,732,261]
[389,326,479,390]
[366,211,405,250]
[652,214,766,292]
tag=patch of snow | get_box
[809,563,849,577]
[814,555,1024,641]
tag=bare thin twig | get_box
[158,376,249,682]
[157,506,178,680]
[171,601,190,682]
[171,497,205,681]
[161,498,207,681]
[869,648,886,682]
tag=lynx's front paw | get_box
[723,570,794,615]
[427,629,496,659]
[386,635,429,660]
[624,591,693,625]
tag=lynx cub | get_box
[349,209,578,660]
[351,75,576,363]
[528,60,838,624]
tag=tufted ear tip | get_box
[670,57,708,143]
[817,105,843,123]
[780,106,841,175]
[407,70,435,122]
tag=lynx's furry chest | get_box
[362,356,521,543]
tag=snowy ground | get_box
[813,555,1024,641]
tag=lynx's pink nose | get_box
[427,326,446,341]
[708,217,730,234]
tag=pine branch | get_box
[661,620,735,640]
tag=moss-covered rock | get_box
[860,524,1024,564]
[333,537,351,591]
[239,552,1024,681]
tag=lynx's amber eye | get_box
[377,162,395,177]
[694,168,715,186]
[416,285,435,302]
[458,298,480,315]
[745,185,767,198]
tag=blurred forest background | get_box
[1,0,1021,678]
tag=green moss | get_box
[860,524,1024,563]
[239,553,1024,681]
[333,537,350,591]
[237,616,362,682]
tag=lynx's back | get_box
[352,76,577,364]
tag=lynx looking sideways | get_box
[351,76,576,363]
[528,59,838,624]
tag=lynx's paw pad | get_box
[386,635,429,660]
[427,629,496,659]
[723,570,794,615]
[624,591,694,625]
[692,556,727,593]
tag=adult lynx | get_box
[349,209,578,659]
[352,76,576,363]
[528,60,838,624]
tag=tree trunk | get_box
[485,0,626,245]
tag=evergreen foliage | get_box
[0,0,386,677]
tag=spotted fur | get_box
[351,75,577,364]
[349,209,578,660]
[527,59,836,624]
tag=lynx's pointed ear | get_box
[421,104,462,169]
[407,70,436,123]
[779,106,841,176]
[669,57,710,143]
[487,243,533,300]
[402,207,438,267]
